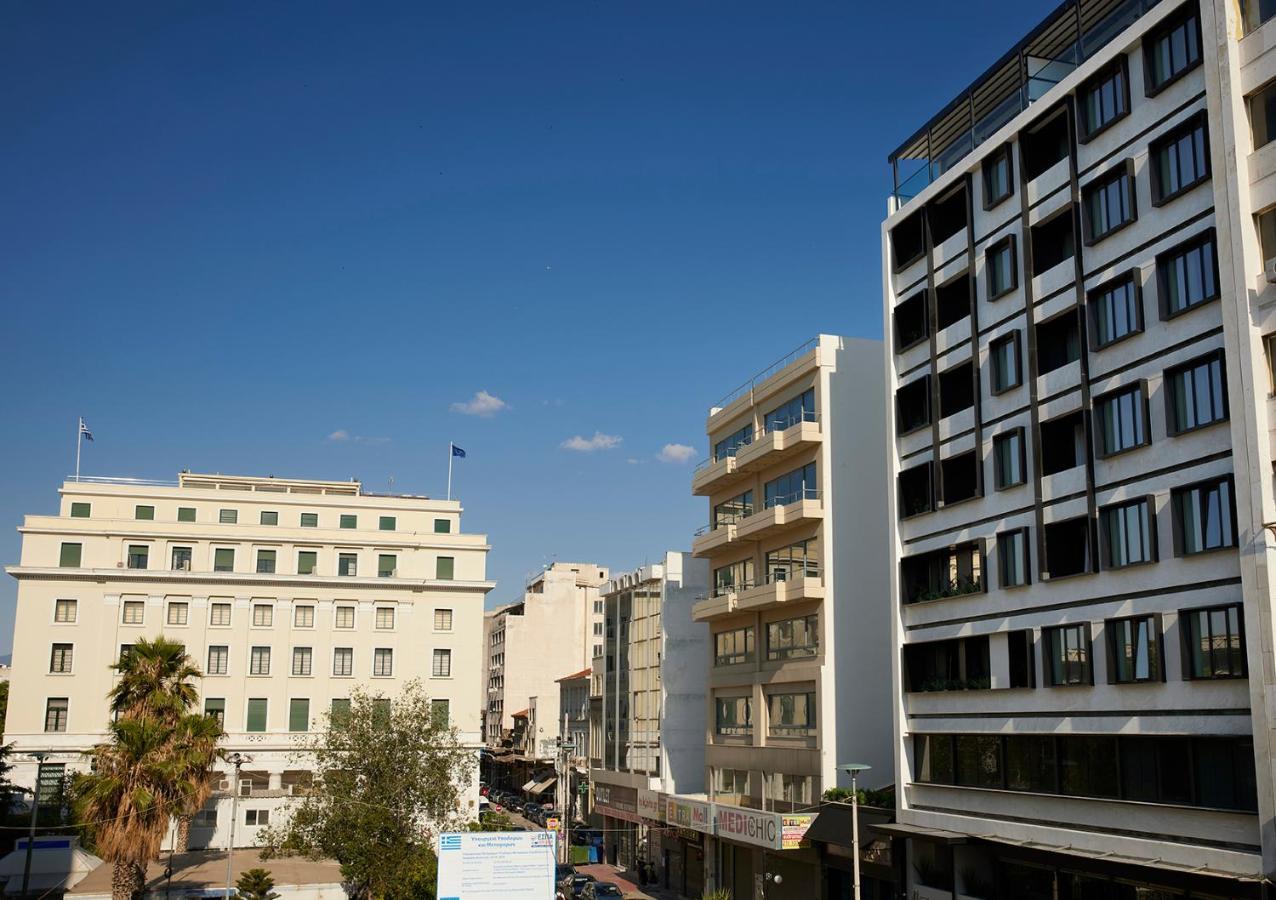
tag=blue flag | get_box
[452,445,466,458]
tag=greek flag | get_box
[79,418,93,442]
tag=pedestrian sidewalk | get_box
[574,863,687,900]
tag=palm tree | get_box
[169,712,224,852]
[108,637,200,722]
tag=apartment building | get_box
[484,562,608,750]
[557,668,591,824]
[882,0,1276,895]
[682,334,891,899]
[590,552,710,887]
[3,472,493,849]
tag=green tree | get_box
[236,867,282,900]
[0,680,10,735]
[262,681,475,899]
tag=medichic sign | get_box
[436,830,557,900]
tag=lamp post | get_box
[224,753,251,898]
[20,752,49,899]
[837,763,872,900]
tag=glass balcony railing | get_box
[763,487,821,510]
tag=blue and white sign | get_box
[436,830,557,900]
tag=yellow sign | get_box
[546,817,561,831]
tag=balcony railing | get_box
[766,566,821,585]
[761,409,818,435]
[764,488,821,510]
[714,338,818,412]
[708,579,757,599]
[695,436,754,473]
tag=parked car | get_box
[555,863,575,882]
[523,802,540,818]
[559,874,595,899]
[582,882,624,900]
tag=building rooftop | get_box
[62,471,437,500]
[556,668,592,683]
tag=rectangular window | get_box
[135,505,155,521]
[1060,736,1120,798]
[431,699,450,724]
[1095,384,1147,456]
[49,643,73,674]
[1166,351,1227,434]
[764,388,815,432]
[122,601,145,625]
[1090,273,1142,348]
[993,429,1026,490]
[1173,477,1236,555]
[335,606,355,629]
[204,698,225,727]
[982,143,1014,208]
[998,529,1030,588]
[379,516,396,531]
[714,558,756,596]
[1152,114,1210,204]
[375,607,395,630]
[119,644,134,664]
[252,604,274,627]
[250,646,271,676]
[1182,604,1245,679]
[767,691,816,737]
[1008,630,1036,688]
[339,514,357,529]
[764,462,817,508]
[1101,497,1156,568]
[1159,232,1218,317]
[1080,58,1129,138]
[171,547,192,571]
[434,518,451,534]
[330,698,351,728]
[1144,7,1202,93]
[294,605,314,628]
[766,614,819,661]
[166,602,189,626]
[260,511,278,526]
[333,648,354,677]
[432,648,452,677]
[378,554,397,578]
[955,734,1003,788]
[1107,615,1162,683]
[292,647,312,676]
[127,545,149,569]
[213,548,235,572]
[54,599,77,623]
[300,512,318,528]
[59,542,81,568]
[714,627,755,666]
[436,557,455,580]
[1083,165,1135,242]
[714,696,752,735]
[44,698,68,733]
[338,553,357,577]
[434,609,453,631]
[256,550,276,574]
[1044,624,1092,686]
[1243,0,1276,34]
[210,602,232,627]
[374,648,394,677]
[297,551,317,575]
[986,236,1016,300]
[989,332,1021,393]
[246,698,267,732]
[764,538,819,583]
[177,507,196,523]
[207,645,229,675]
[713,424,754,462]
[289,698,310,732]
[70,502,90,518]
[219,509,238,524]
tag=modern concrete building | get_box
[679,334,892,899]
[3,472,493,850]
[483,562,608,750]
[590,552,710,889]
[557,668,591,826]
[882,0,1276,895]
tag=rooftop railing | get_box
[713,338,818,412]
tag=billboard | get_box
[436,830,557,900]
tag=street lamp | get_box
[837,763,872,900]
[224,752,252,898]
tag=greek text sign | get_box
[436,830,556,899]
[665,796,713,834]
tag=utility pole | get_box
[20,752,48,899]
[223,752,251,898]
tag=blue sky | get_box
[0,1,1047,655]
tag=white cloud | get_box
[451,390,509,417]
[327,430,350,442]
[326,429,389,446]
[561,431,622,452]
[657,443,697,464]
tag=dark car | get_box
[555,863,575,882]
[523,802,540,818]
[560,874,595,899]
[582,883,624,900]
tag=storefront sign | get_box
[637,789,664,822]
[594,783,641,824]
[665,796,713,833]
[780,814,814,850]
[714,804,780,849]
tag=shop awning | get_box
[979,835,1265,882]
[870,821,967,845]
[806,804,885,848]
[522,779,539,791]
[528,778,557,795]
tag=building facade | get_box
[684,334,892,899]
[883,0,1276,895]
[3,472,493,849]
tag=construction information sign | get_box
[436,830,557,899]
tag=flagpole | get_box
[447,442,454,502]
[75,417,82,483]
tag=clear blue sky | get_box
[0,1,1047,655]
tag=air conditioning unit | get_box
[216,778,230,792]
[1266,257,1276,285]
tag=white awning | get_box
[522,779,539,791]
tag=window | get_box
[1008,630,1036,688]
[986,236,1017,300]
[993,429,1026,489]
[894,291,929,351]
[289,698,310,732]
[294,605,314,628]
[928,185,968,245]
[374,648,394,677]
[1151,114,1209,204]
[1030,207,1074,275]
[1182,604,1245,679]
[1079,58,1129,139]
[989,332,1021,393]
[246,698,267,732]
[378,554,397,578]
[171,547,192,571]
[714,558,755,596]
[166,602,189,626]
[998,529,1030,588]
[904,636,990,692]
[210,603,232,626]
[300,512,318,528]
[891,209,925,270]
[70,502,90,518]
[292,647,312,676]
[767,691,816,737]
[955,735,1003,788]
[764,388,815,432]
[49,643,73,674]
[1101,497,1156,568]
[714,696,752,735]
[256,550,277,574]
[178,507,196,522]
[1144,7,1201,94]
[333,648,354,677]
[900,542,983,604]
[938,361,974,418]
[219,509,238,524]
[1044,516,1090,578]
[122,601,145,625]
[214,548,235,572]
[1242,0,1276,34]
[763,462,818,508]
[297,551,317,575]
[1094,384,1147,456]
[54,599,77,623]
[431,699,450,724]
[127,545,149,569]
[765,538,819,583]
[714,627,755,666]
[767,614,819,660]
[330,698,352,728]
[896,376,931,434]
[1085,163,1136,244]
[379,516,396,531]
[207,646,229,676]
[1166,351,1227,434]
[252,604,273,627]
[1173,476,1236,554]
[250,646,271,676]
[338,553,357,576]
[434,608,453,631]
[1006,735,1055,792]
[1040,411,1085,476]
[1089,272,1142,347]
[433,517,453,534]
[1044,624,1092,686]
[1107,615,1162,683]
[982,143,1014,208]
[593,622,603,635]
[135,504,155,521]
[340,514,357,529]
[260,511,278,526]
[335,606,355,629]
[436,557,455,580]
[941,450,979,505]
[898,462,933,518]
[375,607,395,630]
[432,648,452,677]
[45,698,68,733]
[936,272,972,331]
[119,644,134,663]
[204,698,225,727]
[713,424,753,461]
[1158,232,1218,317]
[59,542,81,568]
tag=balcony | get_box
[736,492,823,542]
[692,521,738,558]
[691,582,753,622]
[733,414,821,475]
[692,452,745,497]
[735,570,825,613]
